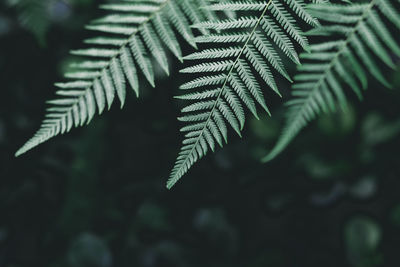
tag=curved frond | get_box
[16,0,215,157]
[168,0,318,188]
[263,0,400,162]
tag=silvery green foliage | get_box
[15,0,399,190]
[16,0,217,156]
[263,0,400,162]
[167,0,319,188]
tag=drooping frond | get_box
[167,0,319,189]
[263,0,400,162]
[16,0,216,157]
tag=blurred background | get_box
[1,0,400,266]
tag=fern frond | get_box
[16,0,215,157]
[167,0,318,188]
[263,0,400,162]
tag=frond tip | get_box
[167,0,318,189]
[16,0,215,157]
[263,0,400,163]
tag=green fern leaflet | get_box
[263,0,400,162]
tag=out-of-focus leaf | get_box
[390,204,400,227]
[135,202,171,232]
[349,176,377,200]
[68,233,112,267]
[298,154,351,180]
[317,105,356,137]
[362,113,400,147]
[345,216,382,267]
[11,0,52,46]
[250,116,280,142]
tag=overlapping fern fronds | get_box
[16,0,217,157]
[263,0,400,162]
[167,0,320,188]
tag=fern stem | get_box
[168,0,273,189]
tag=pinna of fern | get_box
[167,0,321,189]
[15,0,219,157]
[263,0,400,162]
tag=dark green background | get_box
[1,0,400,266]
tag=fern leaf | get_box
[263,0,400,162]
[16,0,216,157]
[168,0,318,188]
